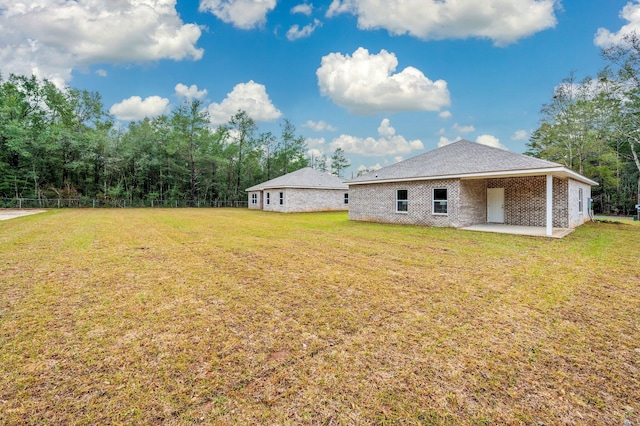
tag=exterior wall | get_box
[553,177,570,228]
[247,190,262,210]
[487,176,568,228]
[568,179,592,228]
[261,188,348,213]
[349,180,461,227]
[350,175,586,229]
[459,179,487,226]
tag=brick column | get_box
[546,174,553,236]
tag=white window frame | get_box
[344,193,349,205]
[578,188,583,214]
[396,189,408,213]
[266,192,270,205]
[279,192,284,205]
[432,188,448,215]
[251,193,258,205]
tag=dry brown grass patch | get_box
[0,209,638,425]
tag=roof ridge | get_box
[348,139,587,184]
[247,167,348,191]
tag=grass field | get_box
[1,209,638,425]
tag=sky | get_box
[0,0,636,178]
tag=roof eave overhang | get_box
[247,185,348,191]
[348,167,599,186]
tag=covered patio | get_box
[347,140,598,235]
[461,223,575,238]
[458,170,597,237]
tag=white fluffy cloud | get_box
[594,1,640,48]
[109,96,171,121]
[207,80,282,125]
[511,129,528,141]
[317,48,450,114]
[439,110,452,119]
[199,0,276,29]
[292,3,313,15]
[305,137,327,150]
[175,83,208,100]
[304,120,337,132]
[438,134,507,150]
[357,163,382,173]
[326,0,557,46]
[476,134,508,150]
[438,136,462,147]
[453,123,475,133]
[330,119,424,156]
[305,137,327,162]
[0,0,203,87]
[287,19,322,40]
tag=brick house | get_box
[247,167,349,213]
[347,140,598,237]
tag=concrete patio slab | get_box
[462,223,574,238]
[0,209,47,221]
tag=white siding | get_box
[254,188,348,213]
[568,179,592,228]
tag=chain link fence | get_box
[0,198,248,209]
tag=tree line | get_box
[527,34,640,215]
[5,30,640,215]
[0,74,350,206]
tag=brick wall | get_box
[487,176,568,227]
[460,179,487,226]
[350,175,580,229]
[247,191,262,210]
[250,188,348,213]
[349,180,461,226]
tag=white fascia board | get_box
[348,167,599,186]
[460,167,599,185]
[557,168,599,186]
[260,185,347,190]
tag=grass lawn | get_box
[1,209,638,425]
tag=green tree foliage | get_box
[527,73,613,174]
[0,74,311,205]
[0,74,112,200]
[330,147,350,178]
[527,34,640,214]
[170,99,211,205]
[273,119,308,175]
[310,153,328,173]
[601,34,640,207]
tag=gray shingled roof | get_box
[246,167,348,191]
[349,140,597,185]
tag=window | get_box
[266,192,270,205]
[344,193,349,204]
[279,192,284,205]
[433,188,448,214]
[251,193,258,205]
[396,189,408,212]
[578,188,583,213]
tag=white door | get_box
[487,188,505,223]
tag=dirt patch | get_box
[0,209,46,221]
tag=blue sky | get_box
[0,0,635,177]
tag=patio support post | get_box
[546,174,553,236]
